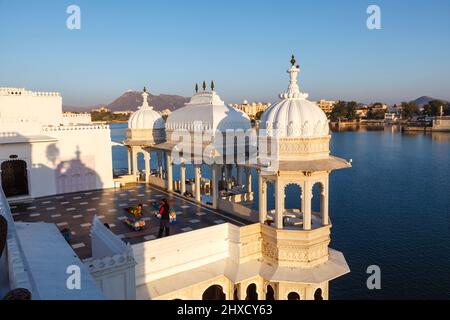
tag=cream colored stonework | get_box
[135,223,349,301]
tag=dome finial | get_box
[202,81,206,92]
[211,80,215,91]
[290,54,296,66]
[195,83,198,93]
[278,55,308,100]
[141,86,151,109]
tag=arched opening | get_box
[136,153,145,181]
[285,183,302,210]
[314,288,323,300]
[1,160,29,197]
[201,164,211,197]
[202,285,226,300]
[266,285,275,300]
[284,183,302,229]
[245,283,258,301]
[266,181,275,222]
[287,292,300,300]
[312,182,324,228]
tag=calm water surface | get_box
[110,123,450,299]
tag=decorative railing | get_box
[0,87,60,97]
[41,124,109,132]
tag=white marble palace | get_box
[0,56,351,300]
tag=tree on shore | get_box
[330,101,358,121]
[422,100,449,116]
[91,110,130,122]
[367,109,386,120]
[401,102,419,119]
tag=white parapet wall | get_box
[217,197,259,223]
[134,224,231,290]
[0,88,62,126]
[84,216,136,300]
[0,186,34,298]
[62,113,92,125]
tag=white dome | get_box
[128,89,165,130]
[166,90,251,132]
[260,58,329,138]
[260,99,329,138]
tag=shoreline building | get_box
[317,100,336,114]
[0,87,114,199]
[1,56,352,300]
[232,100,271,119]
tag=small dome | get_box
[166,90,251,133]
[128,88,165,130]
[260,57,329,138]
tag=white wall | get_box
[86,216,136,300]
[0,88,62,126]
[133,224,231,287]
[218,198,259,223]
[41,125,114,194]
[0,87,114,198]
[62,113,92,125]
[0,125,114,198]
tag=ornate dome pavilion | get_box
[259,56,334,162]
[125,87,166,146]
[128,87,165,130]
[260,55,329,139]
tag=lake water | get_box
[110,123,450,300]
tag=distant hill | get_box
[107,91,189,112]
[63,91,189,112]
[412,96,449,107]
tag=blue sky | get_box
[1,0,449,107]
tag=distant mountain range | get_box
[63,93,449,112]
[63,91,189,112]
[411,96,449,107]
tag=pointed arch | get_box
[202,285,226,300]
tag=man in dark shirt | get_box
[157,199,170,238]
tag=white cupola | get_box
[125,87,166,146]
[128,87,165,130]
[260,56,329,138]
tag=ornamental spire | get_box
[211,80,215,91]
[195,83,198,93]
[279,55,308,100]
[202,81,206,92]
[141,86,152,109]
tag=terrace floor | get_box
[10,183,249,260]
